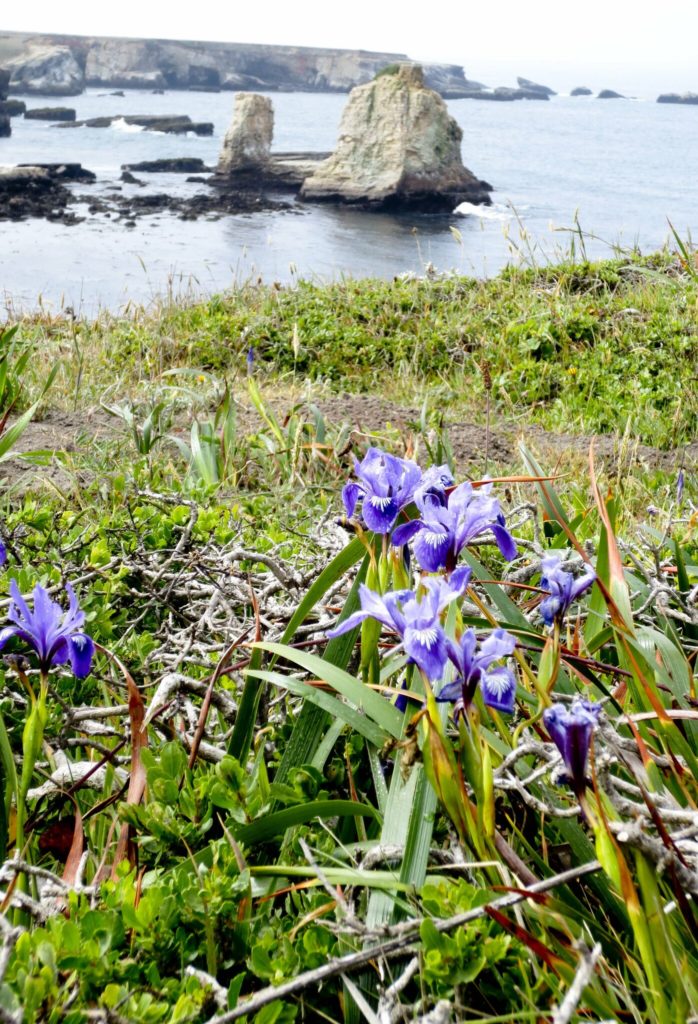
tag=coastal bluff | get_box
[0,31,478,98]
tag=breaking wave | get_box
[453,202,515,221]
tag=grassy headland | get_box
[0,252,695,1023]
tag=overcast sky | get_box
[3,1,698,95]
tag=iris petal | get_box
[481,667,516,714]
[68,633,95,678]
[362,495,399,534]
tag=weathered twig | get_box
[203,861,601,1024]
[552,942,603,1024]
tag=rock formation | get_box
[657,92,698,105]
[460,85,549,102]
[217,94,274,175]
[0,166,73,220]
[517,76,556,96]
[56,114,213,135]
[24,106,76,121]
[0,31,478,98]
[0,69,10,137]
[571,87,592,96]
[598,89,624,99]
[5,44,83,95]
[301,65,491,211]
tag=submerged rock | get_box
[24,106,76,121]
[217,94,274,174]
[301,64,491,211]
[657,92,698,105]
[517,76,556,96]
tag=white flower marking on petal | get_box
[413,627,439,649]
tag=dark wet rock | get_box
[185,176,210,183]
[0,166,71,221]
[571,86,592,96]
[657,92,698,105]
[0,99,26,116]
[120,171,145,185]
[122,157,211,173]
[17,162,95,182]
[517,76,556,96]
[24,106,76,121]
[57,114,213,135]
[0,71,11,137]
[598,89,624,99]
[111,90,125,96]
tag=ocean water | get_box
[2,87,698,314]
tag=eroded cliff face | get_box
[0,31,475,97]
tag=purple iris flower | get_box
[539,552,596,627]
[413,464,454,508]
[342,447,423,534]
[392,481,517,573]
[0,539,6,568]
[326,566,471,682]
[543,699,601,794]
[437,628,517,717]
[246,346,255,375]
[0,580,95,678]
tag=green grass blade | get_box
[227,643,265,762]
[248,668,388,747]
[231,799,380,845]
[256,643,403,739]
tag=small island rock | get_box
[517,76,556,96]
[657,92,698,105]
[300,64,491,211]
[570,87,592,96]
[598,89,625,99]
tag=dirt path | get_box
[2,394,693,492]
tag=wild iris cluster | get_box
[333,447,519,716]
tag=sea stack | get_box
[217,94,274,176]
[300,64,491,211]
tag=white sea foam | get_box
[453,202,514,221]
[111,117,144,133]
